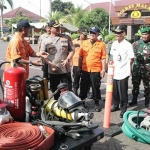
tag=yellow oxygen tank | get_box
[46,99,74,121]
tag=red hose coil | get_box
[0,122,44,150]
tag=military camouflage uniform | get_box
[132,39,150,104]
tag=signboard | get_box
[118,3,150,18]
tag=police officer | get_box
[129,27,150,109]
[40,20,75,100]
[38,24,51,79]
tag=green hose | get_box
[122,111,150,144]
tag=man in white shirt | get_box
[110,26,134,118]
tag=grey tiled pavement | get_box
[0,42,150,149]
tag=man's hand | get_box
[61,59,69,67]
[32,60,44,66]
[50,63,59,71]
[40,52,49,59]
[100,70,105,78]
[77,67,82,75]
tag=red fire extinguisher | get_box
[3,62,26,119]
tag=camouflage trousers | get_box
[132,64,150,99]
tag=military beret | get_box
[141,27,150,34]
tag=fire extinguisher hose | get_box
[0,122,44,150]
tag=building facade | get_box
[86,0,150,40]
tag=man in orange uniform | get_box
[78,26,106,111]
[6,20,48,79]
[72,28,88,96]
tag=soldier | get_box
[129,27,150,109]
[40,20,75,100]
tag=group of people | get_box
[5,19,150,118]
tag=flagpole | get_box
[108,0,111,34]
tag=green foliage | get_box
[70,33,79,40]
[46,10,63,21]
[52,0,74,15]
[105,33,115,43]
[5,11,32,30]
[62,5,87,27]
[78,8,109,31]
[135,26,144,37]
[100,25,108,40]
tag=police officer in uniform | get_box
[40,20,75,100]
[129,27,150,109]
[38,24,51,79]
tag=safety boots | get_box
[129,95,138,106]
[94,100,101,112]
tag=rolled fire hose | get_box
[122,111,150,144]
[0,122,44,150]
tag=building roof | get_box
[3,7,45,21]
[86,0,150,17]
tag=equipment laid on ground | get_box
[26,76,48,122]
[31,82,98,139]
[0,122,55,150]
[122,110,150,144]
[0,60,103,149]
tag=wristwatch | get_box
[29,61,32,66]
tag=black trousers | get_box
[112,76,129,112]
[72,66,80,89]
[79,71,101,101]
[49,73,72,100]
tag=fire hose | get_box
[122,111,150,144]
[0,122,44,150]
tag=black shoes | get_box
[111,106,119,112]
[119,111,125,118]
[129,101,137,106]
[145,104,150,109]
[87,92,93,99]
[94,105,101,112]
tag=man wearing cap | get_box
[40,20,75,100]
[129,27,150,109]
[78,26,106,112]
[38,24,51,80]
[110,25,134,118]
[6,20,49,79]
[72,28,88,96]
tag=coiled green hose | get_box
[122,111,150,144]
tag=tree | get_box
[0,0,13,37]
[78,8,109,32]
[135,26,144,37]
[52,0,74,15]
[46,10,63,21]
[62,5,87,27]
[100,25,109,40]
[5,11,31,32]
